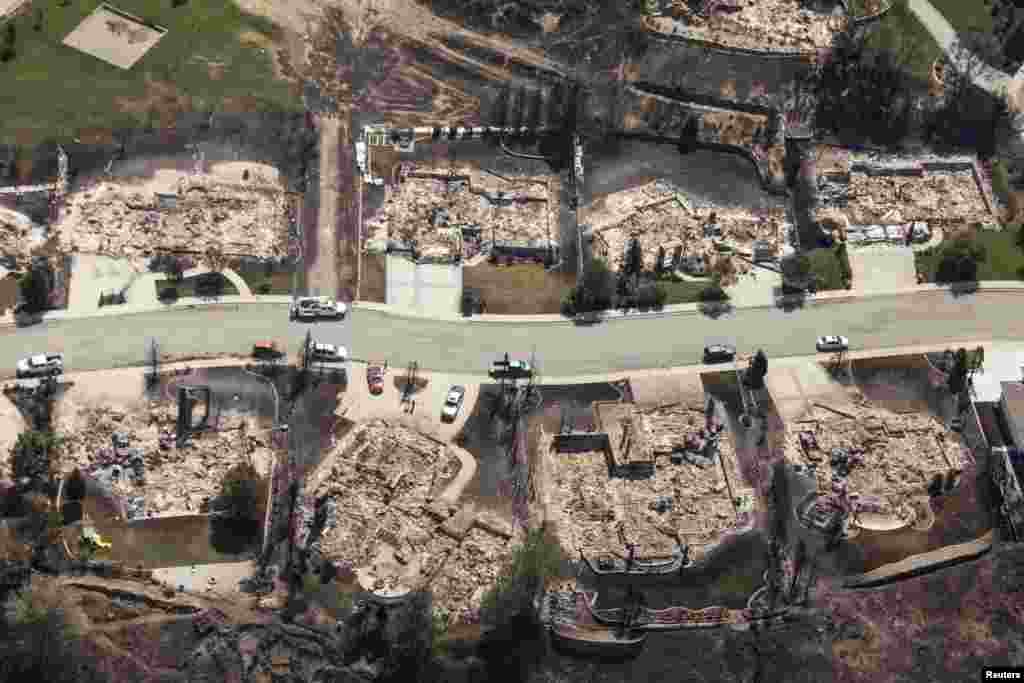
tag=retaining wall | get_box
[843,530,994,588]
[990,446,1024,540]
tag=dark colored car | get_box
[703,344,736,364]
[367,365,384,395]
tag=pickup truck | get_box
[290,296,347,321]
[16,353,64,378]
[489,359,532,380]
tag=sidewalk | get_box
[6,279,1024,328]
[906,0,1013,97]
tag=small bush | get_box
[220,460,267,523]
[256,282,271,295]
[158,286,179,302]
[64,469,86,502]
[560,289,577,317]
[699,284,729,302]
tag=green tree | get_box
[219,460,267,522]
[935,237,985,284]
[574,258,616,313]
[481,528,565,627]
[64,469,86,501]
[781,253,813,289]
[18,268,50,314]
[0,582,107,683]
[948,347,970,395]
[10,431,62,486]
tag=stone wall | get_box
[990,446,1024,540]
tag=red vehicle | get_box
[367,365,384,395]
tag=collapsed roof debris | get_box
[583,180,785,273]
[56,400,273,517]
[364,164,558,259]
[52,168,291,262]
[310,419,512,619]
[648,0,842,50]
[548,402,751,563]
[840,172,991,226]
[784,402,967,519]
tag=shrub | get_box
[935,237,985,283]
[10,431,62,487]
[157,286,179,302]
[699,284,729,302]
[481,528,565,627]
[560,289,577,317]
[64,469,86,501]
[257,282,272,295]
[635,282,664,309]
[220,460,267,522]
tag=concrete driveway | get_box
[849,245,918,295]
[337,360,480,443]
[67,254,145,313]
[385,256,462,317]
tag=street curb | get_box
[5,283,1024,330]
[350,282,1024,326]
[0,296,294,328]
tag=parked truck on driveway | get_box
[16,353,64,378]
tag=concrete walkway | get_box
[906,0,1012,97]
[66,255,256,316]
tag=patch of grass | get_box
[925,0,993,34]
[656,277,711,304]
[463,262,575,315]
[864,0,944,83]
[916,229,1024,282]
[807,244,852,291]
[227,258,295,295]
[155,271,239,299]
[0,0,299,146]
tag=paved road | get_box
[4,290,1021,379]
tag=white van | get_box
[290,296,347,321]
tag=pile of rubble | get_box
[431,526,512,621]
[586,181,785,273]
[651,0,842,50]
[0,206,40,261]
[53,173,291,261]
[56,402,274,517]
[841,171,991,226]
[550,403,747,561]
[784,403,967,516]
[310,420,514,617]
[364,165,555,259]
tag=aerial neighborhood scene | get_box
[2,0,1024,680]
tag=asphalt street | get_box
[3,291,1019,379]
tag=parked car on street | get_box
[310,342,347,363]
[702,345,736,364]
[489,359,532,380]
[252,341,285,361]
[290,296,347,321]
[16,353,64,378]
[816,335,849,352]
[441,386,466,422]
[367,365,384,395]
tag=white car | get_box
[291,296,347,321]
[441,386,466,422]
[16,353,64,378]
[310,342,347,363]
[816,335,849,353]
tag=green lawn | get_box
[228,258,296,295]
[657,277,715,304]
[864,0,945,83]
[915,229,1024,282]
[925,0,993,34]
[156,271,239,299]
[807,245,852,291]
[0,0,299,146]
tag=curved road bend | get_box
[5,291,1018,378]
